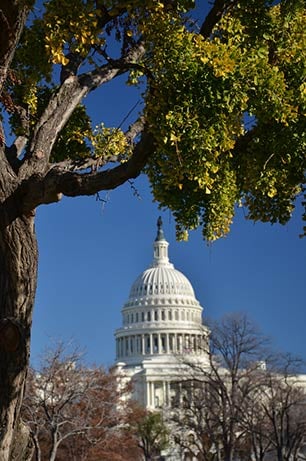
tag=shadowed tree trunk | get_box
[0,153,38,460]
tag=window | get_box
[153,335,158,352]
[146,336,150,353]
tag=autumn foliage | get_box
[21,343,144,461]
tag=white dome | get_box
[115,218,208,367]
[129,266,195,299]
[124,217,200,308]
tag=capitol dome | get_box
[115,218,209,366]
[127,218,197,305]
[114,218,209,425]
[129,266,195,299]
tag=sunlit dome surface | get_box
[125,217,199,307]
[129,266,195,299]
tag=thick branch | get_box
[19,41,145,180]
[200,0,233,38]
[0,1,29,96]
[20,130,154,213]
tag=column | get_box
[151,382,155,408]
[158,333,162,354]
[146,381,151,407]
[178,334,182,353]
[167,382,171,407]
[163,381,166,406]
[166,333,170,353]
[141,334,145,355]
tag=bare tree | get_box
[22,342,139,461]
[172,313,270,461]
[259,356,306,461]
[172,316,306,461]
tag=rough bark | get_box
[0,1,30,96]
[0,148,38,461]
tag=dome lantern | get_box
[153,217,172,268]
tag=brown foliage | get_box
[22,343,143,461]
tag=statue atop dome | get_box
[155,216,165,241]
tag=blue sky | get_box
[32,178,306,367]
[27,1,306,367]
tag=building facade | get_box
[114,217,209,410]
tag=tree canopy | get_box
[1,0,305,240]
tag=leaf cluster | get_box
[140,2,306,240]
[1,0,305,241]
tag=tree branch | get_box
[20,129,154,213]
[53,117,145,172]
[200,0,238,38]
[0,1,30,96]
[19,41,145,180]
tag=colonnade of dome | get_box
[116,331,208,359]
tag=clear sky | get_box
[31,177,306,368]
[28,1,306,368]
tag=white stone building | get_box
[114,217,209,411]
[114,219,306,461]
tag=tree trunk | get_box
[277,447,284,461]
[0,159,38,460]
[32,433,41,461]
[49,430,59,461]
